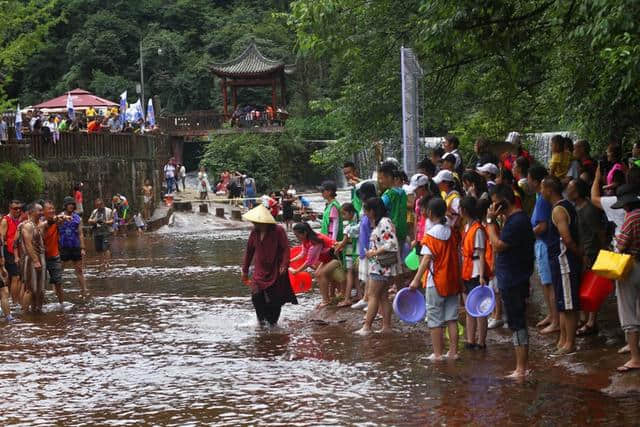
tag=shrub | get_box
[0,161,44,208]
[0,162,24,205]
[17,161,45,202]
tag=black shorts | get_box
[463,278,481,294]
[2,246,19,278]
[46,256,63,285]
[61,247,82,262]
[94,235,110,253]
[501,283,529,332]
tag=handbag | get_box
[376,251,398,267]
[592,250,633,280]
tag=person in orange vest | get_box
[409,197,461,361]
[460,196,491,350]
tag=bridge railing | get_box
[0,132,168,163]
[158,110,223,132]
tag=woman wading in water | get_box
[241,205,298,326]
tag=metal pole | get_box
[140,39,145,116]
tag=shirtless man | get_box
[143,179,153,220]
[0,200,23,303]
[19,203,46,313]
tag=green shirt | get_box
[381,187,407,243]
[351,187,362,214]
[321,199,343,241]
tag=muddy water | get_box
[1,215,639,425]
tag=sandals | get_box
[576,324,598,337]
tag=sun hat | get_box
[242,204,277,224]
[405,173,430,194]
[476,163,499,176]
[63,196,76,207]
[433,170,455,184]
[610,184,640,209]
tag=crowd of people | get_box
[0,197,88,318]
[0,182,154,320]
[3,106,158,145]
[241,132,640,378]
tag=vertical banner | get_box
[401,47,423,175]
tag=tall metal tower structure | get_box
[401,47,424,175]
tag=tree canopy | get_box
[2,0,640,169]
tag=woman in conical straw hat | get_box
[241,205,298,326]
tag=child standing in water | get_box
[336,203,359,307]
[410,198,461,360]
[460,196,490,350]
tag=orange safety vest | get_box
[461,222,493,281]
[421,230,461,297]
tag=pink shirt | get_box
[415,197,426,242]
[329,206,339,240]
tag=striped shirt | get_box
[616,209,640,260]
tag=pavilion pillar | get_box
[221,77,228,120]
[271,79,277,111]
[232,87,238,113]
[280,71,286,108]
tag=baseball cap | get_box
[611,184,640,209]
[433,170,455,184]
[477,163,499,176]
[405,173,430,194]
[442,153,457,164]
[506,132,521,144]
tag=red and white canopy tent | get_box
[32,88,118,113]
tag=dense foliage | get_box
[3,0,640,172]
[200,126,326,192]
[1,0,296,111]
[0,161,45,206]
[288,0,640,160]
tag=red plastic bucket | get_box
[580,270,614,312]
[289,271,312,294]
[289,246,305,270]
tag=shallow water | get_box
[1,215,639,425]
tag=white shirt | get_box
[179,166,186,178]
[601,196,626,239]
[464,222,486,278]
[134,213,145,228]
[450,149,462,170]
[164,164,175,178]
[420,223,452,288]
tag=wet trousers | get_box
[252,291,282,326]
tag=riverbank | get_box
[308,274,639,397]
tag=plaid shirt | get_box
[616,209,640,259]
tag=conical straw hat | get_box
[242,204,276,224]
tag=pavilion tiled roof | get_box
[211,44,286,78]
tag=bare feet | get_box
[337,299,352,308]
[618,344,630,354]
[616,360,640,372]
[427,353,443,361]
[540,323,560,334]
[355,327,372,336]
[316,301,330,309]
[505,369,528,379]
[379,327,393,334]
[446,352,460,360]
[536,316,552,328]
